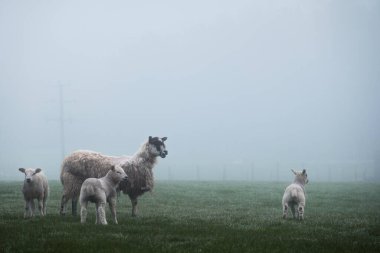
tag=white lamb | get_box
[18,168,49,218]
[79,165,128,225]
[282,169,309,220]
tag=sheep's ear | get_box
[35,168,42,174]
[149,136,153,143]
[291,169,297,175]
[162,137,167,142]
[19,168,25,173]
[302,169,306,175]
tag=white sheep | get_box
[79,165,128,225]
[282,169,309,220]
[18,168,49,218]
[60,136,168,217]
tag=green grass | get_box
[0,181,379,253]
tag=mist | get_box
[0,0,379,182]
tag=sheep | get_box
[79,164,128,225]
[18,168,49,218]
[282,169,309,220]
[60,136,168,217]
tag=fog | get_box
[0,0,379,182]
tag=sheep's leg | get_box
[72,198,78,216]
[80,201,88,224]
[298,204,305,220]
[30,200,35,217]
[290,204,296,219]
[97,202,107,225]
[28,201,33,217]
[38,197,44,216]
[109,198,118,224]
[131,198,138,217]
[24,201,30,218]
[95,203,99,224]
[60,194,69,215]
[43,196,47,216]
[282,203,288,219]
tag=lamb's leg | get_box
[95,203,99,224]
[298,204,305,220]
[43,196,47,216]
[60,194,69,215]
[30,200,35,217]
[97,202,107,225]
[290,204,296,219]
[28,201,33,217]
[38,197,44,216]
[72,198,78,216]
[80,201,88,224]
[109,198,118,224]
[131,197,138,217]
[24,201,29,218]
[282,203,288,219]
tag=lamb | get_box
[18,168,49,218]
[282,169,309,220]
[60,136,168,217]
[79,164,128,225]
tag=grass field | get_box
[0,181,379,253]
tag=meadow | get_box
[0,180,379,253]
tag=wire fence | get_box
[156,160,377,182]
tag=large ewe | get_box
[80,165,128,225]
[60,136,168,217]
[19,168,49,218]
[282,169,309,220]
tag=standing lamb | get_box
[19,168,49,218]
[80,165,128,225]
[282,169,309,220]
[60,136,168,217]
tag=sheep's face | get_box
[19,168,42,183]
[292,169,309,185]
[148,136,168,158]
[110,165,128,183]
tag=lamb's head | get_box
[109,165,128,183]
[291,169,309,185]
[19,168,42,184]
[148,136,168,158]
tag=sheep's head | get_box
[110,165,128,183]
[19,168,42,183]
[291,169,309,185]
[148,136,168,158]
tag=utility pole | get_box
[49,83,71,161]
[58,83,65,161]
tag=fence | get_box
[156,160,376,182]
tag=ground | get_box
[0,181,379,253]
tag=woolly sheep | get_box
[282,169,309,220]
[60,136,168,217]
[79,164,128,225]
[19,168,49,218]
